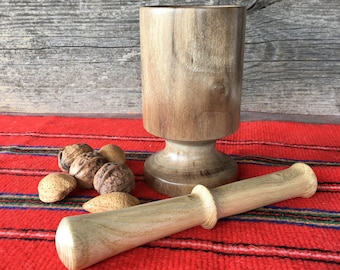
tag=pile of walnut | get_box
[37,143,140,213]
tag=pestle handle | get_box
[212,162,317,219]
[55,163,317,270]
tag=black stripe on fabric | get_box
[1,132,339,153]
[1,141,340,155]
[172,237,339,255]
[0,168,53,177]
[141,243,340,265]
[221,206,340,229]
[0,194,88,212]
[0,236,55,242]
[219,139,340,152]
[2,194,339,229]
[1,238,337,265]
[0,145,59,156]
[317,190,340,193]
[0,227,55,242]
[225,215,340,230]
[1,227,55,232]
[1,145,340,167]
[0,132,163,142]
[1,227,338,265]
[233,155,340,167]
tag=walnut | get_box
[69,152,107,189]
[98,144,126,164]
[93,162,135,194]
[58,143,93,172]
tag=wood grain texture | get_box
[0,0,339,118]
[140,6,245,140]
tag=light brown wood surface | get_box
[55,163,317,270]
[140,6,245,141]
[0,0,339,120]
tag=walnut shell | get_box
[93,162,135,194]
[38,173,77,203]
[82,192,140,213]
[98,144,126,164]
[58,143,93,172]
[69,152,108,189]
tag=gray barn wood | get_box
[0,0,339,122]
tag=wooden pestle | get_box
[55,163,317,270]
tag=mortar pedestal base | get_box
[144,139,238,197]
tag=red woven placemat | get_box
[0,115,339,269]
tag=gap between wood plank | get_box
[1,111,339,124]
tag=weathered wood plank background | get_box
[0,0,339,121]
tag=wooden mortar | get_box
[140,5,246,196]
